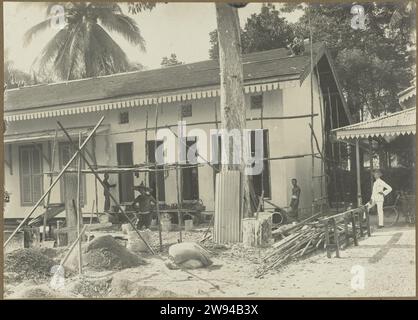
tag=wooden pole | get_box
[308,6,315,215]
[327,88,339,212]
[315,67,326,213]
[92,133,99,216]
[144,109,149,186]
[355,139,363,206]
[260,93,265,212]
[153,103,163,251]
[4,116,105,248]
[44,129,58,242]
[76,132,83,275]
[59,225,88,270]
[176,104,183,242]
[56,121,156,255]
[215,3,250,219]
[369,137,374,194]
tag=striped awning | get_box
[332,107,416,140]
[4,80,298,122]
[4,124,110,144]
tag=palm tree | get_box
[24,2,146,80]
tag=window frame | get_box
[181,104,193,118]
[250,94,263,110]
[19,144,44,206]
[119,111,130,124]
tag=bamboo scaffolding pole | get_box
[144,109,149,187]
[4,117,105,248]
[315,66,326,213]
[56,121,157,255]
[260,94,265,212]
[91,114,320,138]
[58,225,88,270]
[327,88,339,213]
[176,104,183,242]
[44,129,58,242]
[153,103,163,251]
[308,6,315,215]
[92,133,99,216]
[77,132,83,275]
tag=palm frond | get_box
[36,28,69,70]
[88,23,131,75]
[95,9,146,50]
[23,18,53,46]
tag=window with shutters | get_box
[59,142,86,206]
[19,145,44,206]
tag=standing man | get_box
[367,169,392,228]
[133,182,156,229]
[289,178,301,220]
[103,172,116,212]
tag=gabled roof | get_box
[332,107,416,140]
[5,42,326,112]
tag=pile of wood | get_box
[256,222,325,278]
[256,214,362,278]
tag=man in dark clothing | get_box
[133,182,156,229]
[289,178,301,220]
[103,172,116,212]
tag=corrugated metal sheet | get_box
[214,171,242,244]
[332,107,416,139]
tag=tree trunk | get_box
[215,3,250,218]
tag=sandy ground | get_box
[4,220,416,298]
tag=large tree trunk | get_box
[215,3,251,218]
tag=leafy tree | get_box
[209,3,295,59]
[25,2,151,80]
[161,53,183,67]
[285,2,416,119]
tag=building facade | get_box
[4,43,350,220]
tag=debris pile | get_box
[70,235,147,271]
[4,248,56,281]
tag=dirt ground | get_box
[4,219,416,299]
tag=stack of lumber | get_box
[256,223,324,278]
[256,217,362,278]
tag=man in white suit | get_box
[366,169,393,228]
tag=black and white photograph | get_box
[2,1,416,299]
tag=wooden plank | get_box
[54,222,112,234]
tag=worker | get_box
[103,172,116,212]
[289,178,301,220]
[366,169,392,228]
[133,182,156,229]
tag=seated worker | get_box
[133,182,156,229]
[289,178,301,221]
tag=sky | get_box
[3,2,303,74]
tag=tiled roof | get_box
[5,42,325,112]
[332,107,416,139]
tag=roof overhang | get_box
[4,79,299,123]
[331,107,416,140]
[4,124,110,144]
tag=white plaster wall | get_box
[4,82,328,219]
